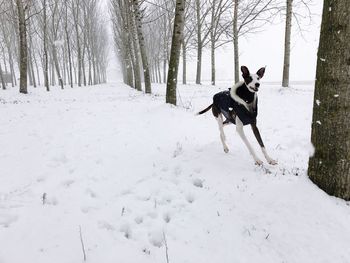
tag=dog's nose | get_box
[255,83,260,88]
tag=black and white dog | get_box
[197,66,277,165]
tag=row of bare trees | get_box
[111,0,313,100]
[0,0,109,94]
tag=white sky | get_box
[107,1,324,83]
[185,1,324,82]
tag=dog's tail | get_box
[196,104,213,115]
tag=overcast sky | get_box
[107,1,324,83]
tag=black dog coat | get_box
[213,88,258,125]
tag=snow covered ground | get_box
[0,82,349,263]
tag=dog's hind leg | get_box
[250,121,277,165]
[217,114,229,153]
[235,117,263,165]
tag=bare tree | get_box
[282,0,292,87]
[194,0,211,84]
[43,0,49,91]
[281,0,313,87]
[110,0,141,90]
[132,0,152,93]
[209,0,232,85]
[0,61,5,89]
[308,0,350,200]
[166,0,185,105]
[230,0,279,83]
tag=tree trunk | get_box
[233,0,239,83]
[28,53,33,86]
[211,37,215,86]
[163,59,167,83]
[308,0,350,200]
[157,59,162,84]
[282,0,293,87]
[132,0,152,93]
[65,3,73,88]
[127,0,142,91]
[166,0,185,105]
[43,0,49,91]
[210,0,216,85]
[82,44,86,86]
[195,0,202,85]
[182,39,187,85]
[7,46,15,87]
[52,44,64,89]
[16,0,28,94]
[73,0,82,87]
[28,49,36,88]
[0,62,6,90]
[27,21,36,88]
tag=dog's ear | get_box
[257,67,265,78]
[241,66,250,77]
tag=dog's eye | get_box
[257,77,260,80]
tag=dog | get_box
[197,66,277,165]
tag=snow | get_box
[0,82,350,263]
[53,40,64,47]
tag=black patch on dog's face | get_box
[243,75,253,85]
[256,67,265,78]
[241,66,265,93]
[241,66,253,85]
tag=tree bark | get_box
[52,44,63,89]
[157,59,162,84]
[127,0,142,91]
[43,0,49,91]
[166,0,185,105]
[73,0,82,87]
[210,0,216,85]
[195,0,202,85]
[16,0,28,94]
[132,0,152,93]
[282,0,293,87]
[308,0,350,200]
[0,62,5,90]
[233,0,239,83]
[65,1,73,88]
[182,38,187,85]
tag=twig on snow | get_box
[79,225,87,261]
[163,231,169,263]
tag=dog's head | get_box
[241,66,265,93]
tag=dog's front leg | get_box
[236,117,263,165]
[250,121,277,165]
[217,114,229,153]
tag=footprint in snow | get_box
[192,178,204,188]
[148,229,164,247]
[163,212,171,223]
[43,195,58,206]
[81,206,98,214]
[185,193,195,203]
[98,221,115,231]
[173,166,182,176]
[147,211,158,219]
[120,223,132,239]
[194,168,202,174]
[36,176,46,183]
[161,194,172,204]
[85,188,97,198]
[0,213,18,228]
[134,216,143,224]
[61,180,75,188]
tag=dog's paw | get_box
[224,147,229,153]
[254,159,263,166]
[267,159,278,165]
